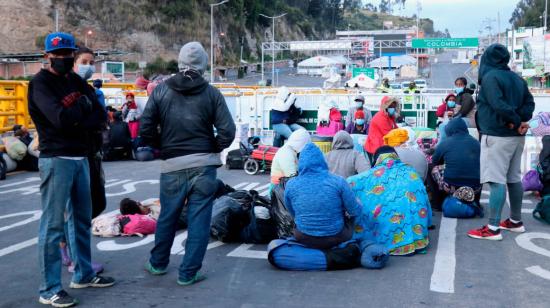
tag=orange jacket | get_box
[364,97,398,154]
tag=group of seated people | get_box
[266,92,486,267]
[0,125,40,177]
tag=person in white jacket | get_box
[271,87,304,146]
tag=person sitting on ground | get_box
[345,110,368,135]
[325,131,370,179]
[284,143,362,249]
[364,96,399,162]
[436,93,457,124]
[539,136,550,197]
[345,95,372,128]
[270,129,311,185]
[384,128,428,181]
[120,197,161,220]
[270,86,304,147]
[348,146,431,256]
[103,111,132,161]
[453,77,476,128]
[12,125,33,146]
[431,118,481,206]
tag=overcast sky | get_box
[362,0,520,37]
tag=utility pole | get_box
[416,0,421,78]
[55,9,59,31]
[210,0,229,83]
[259,13,287,85]
[497,12,501,44]
[544,0,548,81]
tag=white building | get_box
[505,27,546,72]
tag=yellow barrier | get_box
[0,81,32,133]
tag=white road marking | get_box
[0,237,38,257]
[515,232,550,281]
[526,266,550,280]
[522,208,534,214]
[233,182,249,190]
[104,179,132,188]
[479,198,533,205]
[430,217,457,293]
[227,243,267,259]
[171,231,188,255]
[243,182,260,190]
[106,180,160,197]
[97,235,156,251]
[0,177,40,189]
[105,179,120,183]
[254,183,271,192]
[0,210,42,232]
[0,184,40,195]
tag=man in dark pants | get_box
[140,41,236,286]
[28,32,114,307]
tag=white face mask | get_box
[77,64,95,80]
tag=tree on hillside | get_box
[510,0,549,28]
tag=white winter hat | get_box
[287,129,311,153]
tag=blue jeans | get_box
[272,123,304,140]
[149,166,217,281]
[38,158,95,298]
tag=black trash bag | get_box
[270,177,295,238]
[0,154,6,180]
[239,190,278,244]
[210,196,251,242]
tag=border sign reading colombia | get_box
[412,38,479,49]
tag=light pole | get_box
[85,30,93,47]
[260,13,287,85]
[210,0,229,82]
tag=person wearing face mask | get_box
[377,78,392,94]
[122,92,141,140]
[436,93,457,123]
[345,110,368,135]
[28,32,113,307]
[453,77,476,128]
[364,96,400,163]
[345,95,372,128]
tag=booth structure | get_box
[297,56,351,76]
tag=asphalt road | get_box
[1,160,549,308]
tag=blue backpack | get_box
[442,196,483,218]
[267,238,388,271]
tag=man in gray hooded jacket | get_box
[140,42,236,285]
[325,131,370,179]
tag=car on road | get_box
[414,79,428,89]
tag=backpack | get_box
[3,137,27,161]
[522,169,543,192]
[119,214,157,236]
[442,196,483,218]
[92,215,121,237]
[533,196,550,224]
[529,112,550,137]
[267,238,361,271]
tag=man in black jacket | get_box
[28,32,114,307]
[468,44,535,241]
[141,41,236,286]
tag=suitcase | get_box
[226,149,245,169]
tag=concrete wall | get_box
[0,62,44,79]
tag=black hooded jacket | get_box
[476,44,535,137]
[139,72,236,160]
[455,87,475,118]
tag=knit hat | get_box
[126,92,135,98]
[178,42,208,75]
[383,128,409,147]
[445,93,456,102]
[355,110,366,120]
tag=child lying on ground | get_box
[120,198,161,221]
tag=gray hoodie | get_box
[325,131,370,179]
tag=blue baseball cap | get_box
[44,32,77,53]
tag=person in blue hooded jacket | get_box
[284,143,362,250]
[431,118,481,205]
[468,44,535,241]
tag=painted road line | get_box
[515,232,550,281]
[254,183,271,191]
[233,182,249,190]
[0,237,38,257]
[105,179,120,183]
[104,179,132,188]
[522,208,534,214]
[479,198,533,205]
[0,177,40,189]
[106,180,160,197]
[227,243,267,259]
[0,210,42,232]
[243,182,260,191]
[430,217,457,293]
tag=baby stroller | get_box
[243,137,279,175]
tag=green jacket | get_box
[476,44,535,137]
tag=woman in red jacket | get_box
[364,96,400,163]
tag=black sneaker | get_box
[69,275,115,289]
[39,290,78,307]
